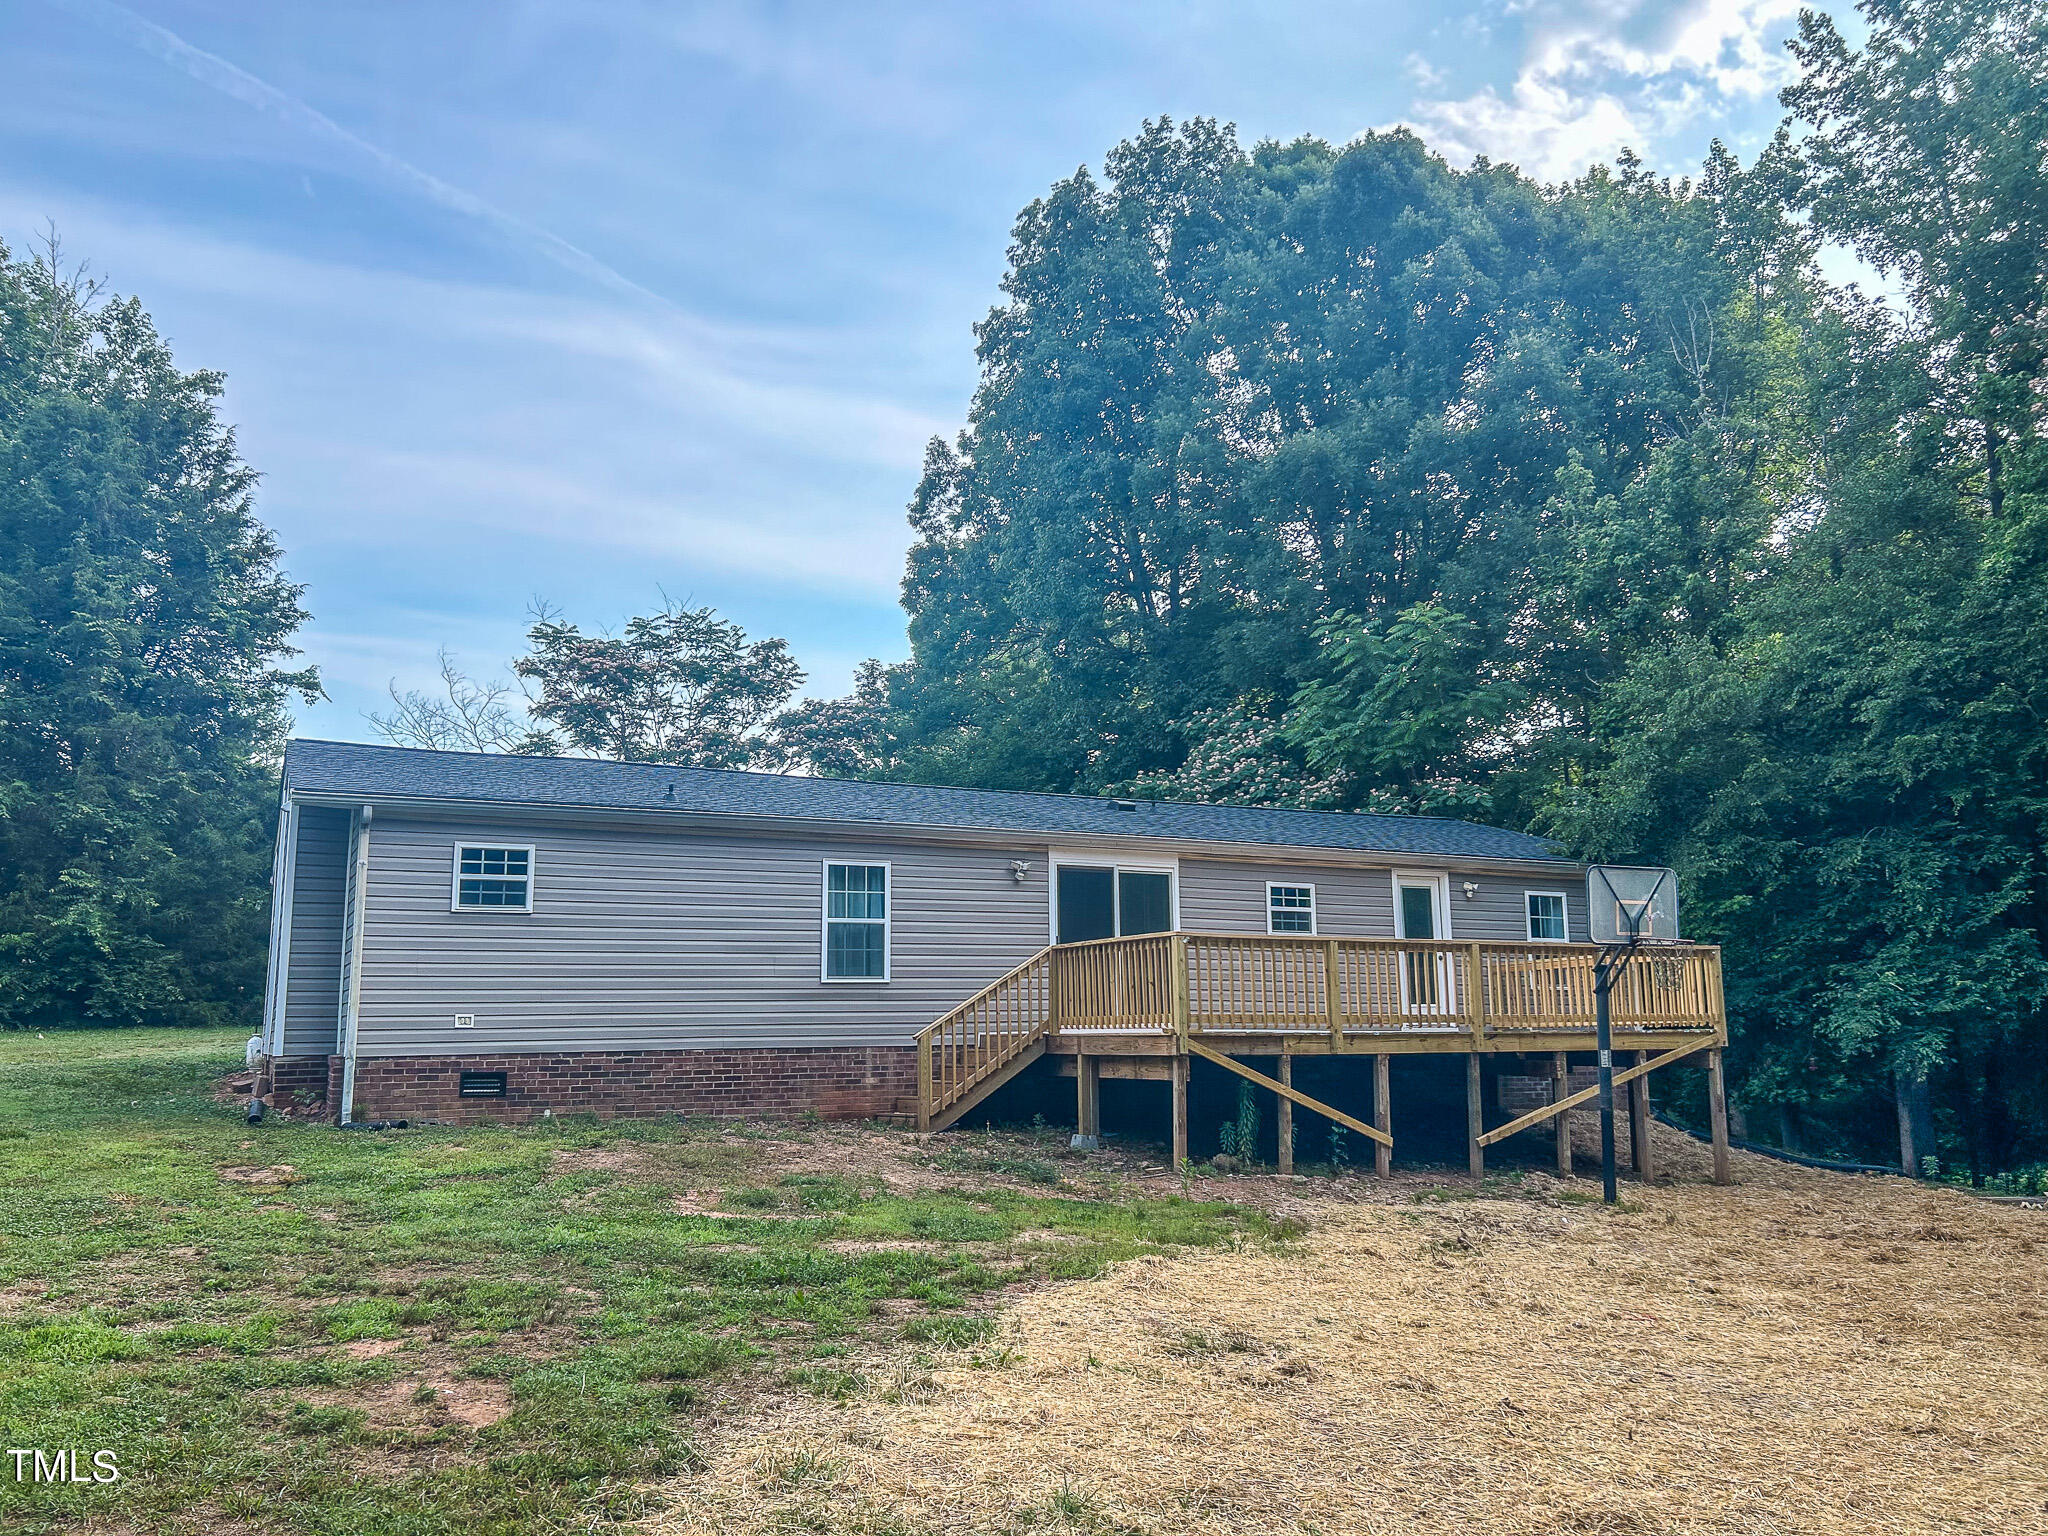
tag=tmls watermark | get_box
[9,1449,121,1484]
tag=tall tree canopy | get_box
[805,0,2046,1175]
[0,239,316,1030]
[1556,0,2048,1176]
[880,119,1816,822]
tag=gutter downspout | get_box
[337,805,372,1126]
[259,786,300,1062]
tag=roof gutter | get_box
[283,787,1584,876]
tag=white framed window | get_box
[1526,889,1569,942]
[1267,883,1317,934]
[451,844,533,911]
[822,861,890,981]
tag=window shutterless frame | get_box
[1046,849,1178,944]
[1266,882,1317,935]
[1390,870,1452,940]
[450,844,535,912]
[820,859,891,982]
[1525,889,1570,942]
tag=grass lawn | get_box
[0,1029,1291,1535]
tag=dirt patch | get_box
[343,1338,407,1359]
[218,1164,301,1186]
[211,1070,259,1106]
[550,1145,665,1177]
[410,1376,512,1429]
[0,1281,50,1314]
[821,1239,952,1254]
[662,1148,2048,1536]
[551,1135,766,1186]
[768,1127,1077,1198]
[672,1192,806,1220]
[300,1358,514,1434]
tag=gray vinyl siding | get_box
[1178,859,1395,936]
[1181,859,1587,943]
[1450,875,1588,944]
[280,807,349,1056]
[353,816,1050,1056]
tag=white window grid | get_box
[1266,882,1317,934]
[1525,889,1569,942]
[450,844,534,912]
[821,860,891,982]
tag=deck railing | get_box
[916,931,1725,1123]
[1180,932,1723,1036]
[1052,932,1178,1029]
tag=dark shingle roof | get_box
[283,739,1573,866]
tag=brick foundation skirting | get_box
[260,1054,334,1103]
[339,1045,920,1125]
[1499,1066,1606,1116]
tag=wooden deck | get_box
[914,931,1730,1181]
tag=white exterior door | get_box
[1394,873,1454,1019]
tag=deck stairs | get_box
[914,947,1057,1131]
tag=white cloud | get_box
[1392,0,1804,181]
[11,186,938,500]
[1404,52,1449,90]
[1407,75,1647,181]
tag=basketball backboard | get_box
[1587,865,1681,945]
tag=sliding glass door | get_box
[1055,864,1175,944]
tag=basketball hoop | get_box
[1587,865,1681,946]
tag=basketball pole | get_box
[1595,947,1619,1204]
[1590,869,1666,1205]
[1593,940,1641,1206]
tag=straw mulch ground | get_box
[660,1130,2048,1536]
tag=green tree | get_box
[876,122,1818,820]
[1784,0,2048,516]
[763,658,905,778]
[0,238,317,1030]
[1547,0,2048,1173]
[511,599,802,768]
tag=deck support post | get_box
[916,1036,933,1132]
[1324,938,1344,1049]
[1074,1053,1100,1150]
[1169,1054,1189,1170]
[1630,1050,1654,1180]
[1466,1051,1485,1180]
[1374,1054,1392,1177]
[1553,1052,1572,1175]
[1707,1048,1731,1186]
[1276,1052,1294,1175]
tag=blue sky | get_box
[5,0,1819,740]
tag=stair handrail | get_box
[917,945,1057,1122]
